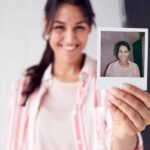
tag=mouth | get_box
[61,44,79,52]
[120,56,127,59]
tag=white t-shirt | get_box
[105,60,140,77]
[35,76,80,150]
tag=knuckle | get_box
[130,111,138,119]
[121,92,128,100]
[133,100,141,109]
[127,84,135,91]
[122,113,128,120]
[137,123,145,131]
[145,95,150,106]
[111,104,118,112]
[145,117,150,125]
[117,99,124,106]
[143,110,150,120]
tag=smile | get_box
[61,45,79,52]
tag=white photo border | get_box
[97,27,148,90]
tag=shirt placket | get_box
[72,73,89,150]
[28,80,50,149]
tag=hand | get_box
[107,83,150,140]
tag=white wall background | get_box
[0,0,125,148]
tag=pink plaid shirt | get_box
[5,55,144,150]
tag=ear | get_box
[88,25,92,33]
[42,17,48,34]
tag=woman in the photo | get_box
[105,41,140,77]
[5,0,150,150]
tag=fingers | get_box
[108,101,140,135]
[108,94,146,131]
[108,87,150,125]
[122,83,150,109]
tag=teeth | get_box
[62,45,78,51]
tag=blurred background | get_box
[0,0,150,149]
[124,1,150,149]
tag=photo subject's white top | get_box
[105,60,140,77]
[35,77,80,150]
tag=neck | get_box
[52,54,84,82]
[118,60,129,67]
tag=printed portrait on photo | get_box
[101,31,145,77]
[97,27,148,90]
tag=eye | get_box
[75,26,85,31]
[53,25,65,31]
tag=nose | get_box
[64,29,76,44]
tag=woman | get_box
[5,0,150,150]
[105,41,140,77]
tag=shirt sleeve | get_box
[133,63,140,77]
[4,75,29,150]
[105,64,112,77]
[136,133,144,150]
[4,78,20,150]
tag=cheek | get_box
[118,53,121,57]
[125,53,129,57]
[49,33,62,46]
[77,33,89,45]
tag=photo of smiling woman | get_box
[4,0,150,150]
[105,41,140,77]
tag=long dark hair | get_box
[114,41,131,58]
[22,0,95,106]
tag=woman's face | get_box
[48,3,91,64]
[118,45,130,62]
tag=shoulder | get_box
[79,54,97,82]
[12,72,28,91]
[129,61,139,68]
[84,54,97,73]
[16,71,30,90]
[107,60,118,68]
[85,54,96,67]
[10,71,30,106]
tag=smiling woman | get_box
[105,41,140,77]
[4,0,149,150]
[48,3,91,72]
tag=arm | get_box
[5,78,20,150]
[111,135,137,150]
[111,133,144,150]
[134,63,140,77]
[104,106,143,150]
[5,75,29,150]
[105,64,112,77]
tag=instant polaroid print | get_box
[97,27,148,90]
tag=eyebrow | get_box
[76,21,88,25]
[53,21,65,25]
[53,20,88,25]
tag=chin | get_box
[63,58,79,64]
[62,54,83,64]
[119,58,128,61]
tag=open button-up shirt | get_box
[5,55,143,150]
